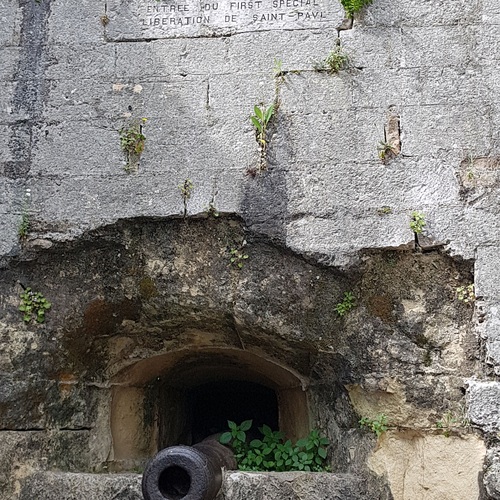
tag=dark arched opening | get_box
[188,380,279,443]
[111,348,310,462]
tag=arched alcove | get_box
[187,380,279,444]
[110,347,310,466]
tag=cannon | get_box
[142,437,237,500]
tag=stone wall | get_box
[1,0,500,498]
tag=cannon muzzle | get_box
[142,437,237,500]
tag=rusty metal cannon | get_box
[142,437,237,500]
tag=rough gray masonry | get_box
[1,0,500,498]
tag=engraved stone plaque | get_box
[107,0,343,40]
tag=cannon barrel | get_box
[142,437,237,500]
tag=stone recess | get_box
[1,0,500,498]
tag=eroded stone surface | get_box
[369,431,486,500]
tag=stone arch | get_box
[110,345,310,465]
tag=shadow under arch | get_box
[110,346,311,465]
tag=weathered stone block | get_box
[280,72,351,113]
[18,472,142,500]
[485,447,500,500]
[483,0,500,26]
[285,159,459,216]
[467,380,500,432]
[286,211,412,266]
[341,27,403,70]
[47,0,107,46]
[0,3,21,47]
[369,431,485,500]
[364,0,481,28]
[45,44,116,81]
[475,247,500,300]
[402,104,492,158]
[0,47,20,82]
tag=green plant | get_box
[119,118,147,172]
[229,248,249,269]
[220,419,252,458]
[340,0,373,18]
[378,141,397,164]
[456,284,475,303]
[206,200,219,218]
[359,414,388,437]
[273,58,284,79]
[377,206,392,215]
[220,420,330,472]
[314,39,350,74]
[251,104,275,173]
[251,104,274,146]
[19,287,51,323]
[335,291,356,317]
[409,211,426,234]
[19,212,30,239]
[436,411,470,437]
[465,151,475,181]
[179,178,194,201]
[323,44,350,74]
[179,178,194,216]
[18,188,31,240]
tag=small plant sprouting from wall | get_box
[206,200,220,218]
[359,414,388,437]
[456,284,475,304]
[377,206,392,216]
[435,410,470,437]
[119,118,147,173]
[249,104,275,175]
[315,40,350,74]
[229,247,249,269]
[340,0,373,19]
[378,141,397,164]
[335,291,356,317]
[19,287,51,324]
[410,211,426,235]
[220,420,330,472]
[378,111,401,164]
[247,59,286,177]
[273,58,285,82]
[179,178,194,217]
[18,188,31,240]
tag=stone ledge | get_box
[17,470,373,500]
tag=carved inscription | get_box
[107,0,341,39]
[140,0,326,27]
